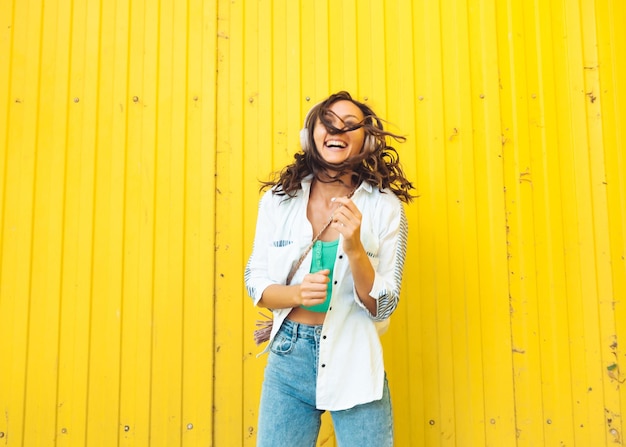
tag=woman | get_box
[245,91,415,447]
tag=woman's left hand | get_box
[330,195,377,315]
[330,196,363,254]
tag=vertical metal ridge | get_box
[0,0,624,446]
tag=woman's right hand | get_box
[298,269,330,306]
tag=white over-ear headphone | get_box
[299,104,316,151]
[299,101,376,153]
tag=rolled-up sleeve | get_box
[357,198,408,321]
[244,192,277,305]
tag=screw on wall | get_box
[609,427,621,443]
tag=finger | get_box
[306,269,329,277]
[332,201,361,222]
[331,207,348,224]
[332,210,359,231]
[332,196,362,215]
[309,270,330,283]
[303,272,330,288]
[300,283,328,301]
[331,214,347,230]
[302,291,327,301]
[301,285,327,299]
[330,196,354,211]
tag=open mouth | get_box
[325,139,347,149]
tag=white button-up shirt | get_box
[245,176,409,411]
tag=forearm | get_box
[257,284,301,309]
[347,248,377,316]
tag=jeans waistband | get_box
[280,319,323,339]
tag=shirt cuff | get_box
[250,280,274,307]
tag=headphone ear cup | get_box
[300,128,310,152]
[300,101,322,152]
[363,134,376,153]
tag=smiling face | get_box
[312,100,366,165]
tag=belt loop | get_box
[292,321,299,339]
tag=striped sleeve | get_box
[358,199,409,321]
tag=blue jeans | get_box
[256,319,394,447]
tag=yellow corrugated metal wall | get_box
[1,0,624,446]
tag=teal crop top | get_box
[300,239,339,313]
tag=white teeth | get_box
[326,140,347,148]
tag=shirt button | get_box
[321,364,326,368]
[322,335,327,339]
[333,280,338,285]
[338,255,343,259]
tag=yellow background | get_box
[1,0,625,446]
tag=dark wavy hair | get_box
[261,91,415,203]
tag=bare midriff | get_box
[287,306,326,325]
